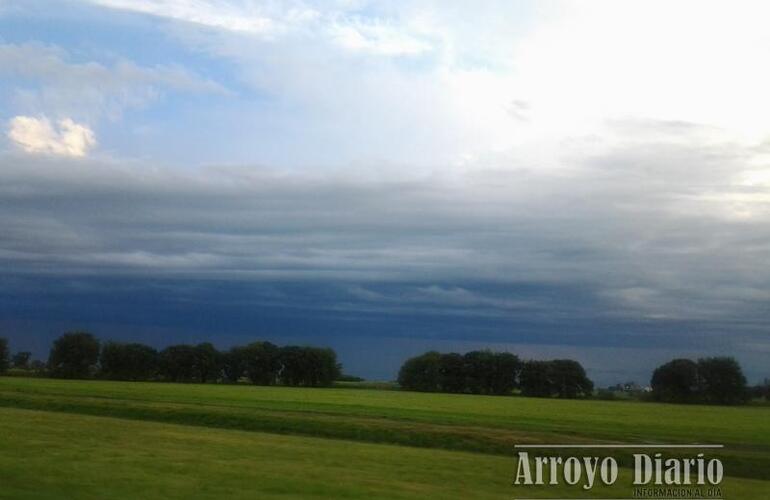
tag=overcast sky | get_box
[1,0,769,384]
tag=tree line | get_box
[398,349,762,405]
[0,333,341,387]
[0,336,764,405]
[650,357,752,405]
[397,350,594,398]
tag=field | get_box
[0,377,768,499]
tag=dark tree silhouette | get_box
[12,351,31,369]
[397,351,442,392]
[651,358,700,403]
[158,344,199,382]
[438,352,466,393]
[697,357,749,405]
[194,342,222,383]
[279,346,339,387]
[0,338,9,374]
[519,360,554,397]
[463,350,497,394]
[222,345,247,383]
[99,342,158,381]
[549,359,593,398]
[242,341,281,385]
[48,332,100,379]
[278,346,305,386]
[489,352,521,395]
[30,360,46,375]
[750,379,770,401]
[306,347,340,387]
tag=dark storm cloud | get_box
[1,121,769,382]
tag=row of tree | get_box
[0,336,762,405]
[650,357,750,405]
[1,333,341,387]
[397,350,594,398]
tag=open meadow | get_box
[1,377,768,498]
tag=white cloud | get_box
[87,0,279,35]
[508,0,770,144]
[46,1,766,170]
[0,43,228,122]
[7,116,96,157]
[88,0,433,57]
[328,19,433,56]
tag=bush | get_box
[596,389,618,401]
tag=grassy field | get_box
[0,377,768,498]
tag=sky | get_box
[1,0,769,384]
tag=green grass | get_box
[0,377,768,498]
[1,407,767,500]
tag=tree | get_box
[277,346,304,386]
[222,346,247,383]
[489,352,521,395]
[30,360,46,375]
[651,358,700,403]
[242,341,281,385]
[697,357,749,405]
[520,360,554,397]
[12,351,32,369]
[278,346,340,387]
[0,338,9,374]
[320,347,342,386]
[549,359,593,398]
[438,352,466,393]
[754,379,770,402]
[463,350,497,394]
[305,347,340,387]
[48,332,100,379]
[398,349,521,395]
[194,342,222,383]
[99,342,158,381]
[397,351,441,392]
[158,344,198,382]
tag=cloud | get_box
[328,17,433,56]
[3,1,770,381]
[7,116,96,157]
[87,0,280,35]
[76,0,770,168]
[0,119,768,320]
[1,116,769,380]
[0,42,229,123]
[88,0,432,56]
